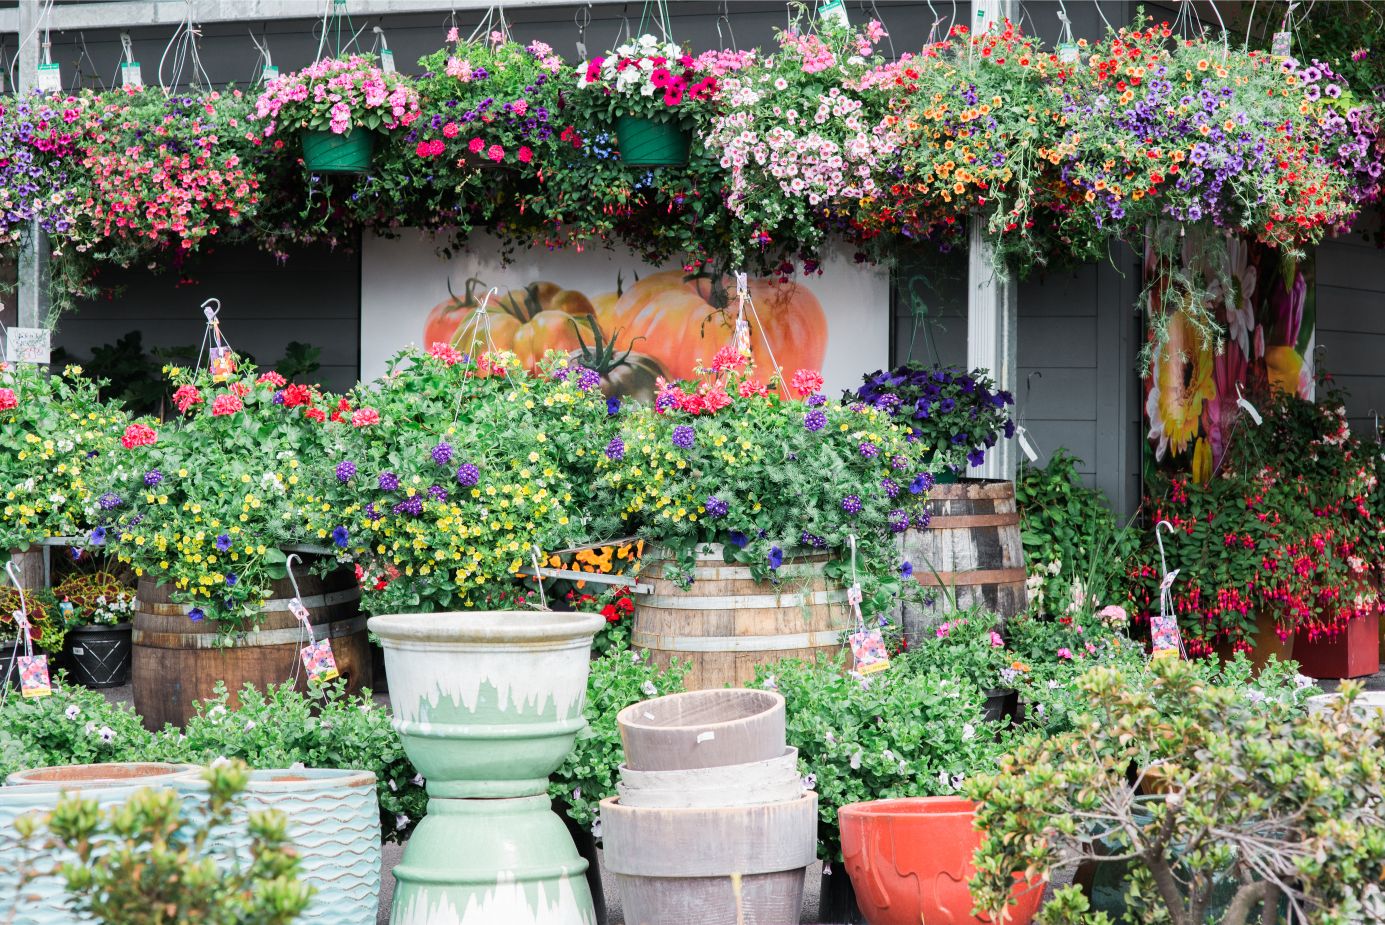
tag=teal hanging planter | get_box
[615,116,690,167]
[301,129,375,174]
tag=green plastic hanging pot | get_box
[301,129,375,174]
[615,115,691,167]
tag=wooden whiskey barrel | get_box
[132,559,370,730]
[632,545,849,690]
[898,479,1027,646]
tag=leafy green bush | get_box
[895,606,1011,693]
[0,682,155,781]
[550,642,687,832]
[22,760,311,925]
[970,659,1377,925]
[1016,450,1136,620]
[756,653,1010,861]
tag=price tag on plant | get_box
[121,61,143,88]
[1016,426,1040,462]
[262,64,279,81]
[1272,31,1292,58]
[818,0,850,27]
[19,655,51,698]
[300,638,340,682]
[288,597,311,623]
[1057,42,1079,63]
[380,49,397,74]
[36,63,61,92]
[5,327,51,364]
[209,346,237,382]
[849,628,890,674]
[1149,614,1183,660]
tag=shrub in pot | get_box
[969,658,1385,925]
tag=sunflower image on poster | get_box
[421,270,828,401]
[1143,229,1315,485]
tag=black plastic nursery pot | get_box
[62,623,133,689]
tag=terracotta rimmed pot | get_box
[6,761,198,787]
[176,768,381,925]
[839,797,1043,925]
[617,688,785,772]
[370,610,603,925]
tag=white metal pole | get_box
[16,0,50,335]
[967,0,1019,481]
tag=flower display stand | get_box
[1295,612,1381,680]
[369,610,604,925]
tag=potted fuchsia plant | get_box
[576,34,719,166]
[252,53,420,174]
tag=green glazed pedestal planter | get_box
[369,610,604,925]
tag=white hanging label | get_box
[262,64,280,81]
[818,0,850,27]
[576,41,588,59]
[5,328,50,364]
[1057,42,1079,63]
[121,62,143,88]
[1236,397,1263,426]
[36,63,61,92]
[380,49,396,74]
[1016,426,1040,462]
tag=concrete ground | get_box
[100,666,1370,925]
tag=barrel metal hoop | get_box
[133,614,369,649]
[636,589,846,610]
[631,629,845,652]
[134,588,361,616]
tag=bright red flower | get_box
[256,371,287,387]
[280,384,312,408]
[0,388,17,411]
[352,408,380,427]
[211,394,243,416]
[790,368,825,397]
[121,423,157,449]
[172,384,203,413]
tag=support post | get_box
[16,0,50,335]
[966,0,1019,481]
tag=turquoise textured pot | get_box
[176,768,381,925]
[370,610,603,925]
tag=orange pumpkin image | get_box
[420,270,828,391]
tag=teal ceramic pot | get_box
[391,796,595,925]
[368,611,604,799]
[176,768,381,925]
[0,769,192,924]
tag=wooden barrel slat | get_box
[899,480,1027,646]
[132,556,371,730]
[634,545,849,690]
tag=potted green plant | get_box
[575,34,718,166]
[54,568,135,689]
[970,659,1380,925]
[252,54,420,173]
[896,608,1016,720]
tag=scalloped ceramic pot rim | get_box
[368,611,605,645]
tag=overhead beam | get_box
[0,0,604,35]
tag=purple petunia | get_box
[188,607,205,623]
[215,534,232,552]
[705,496,729,518]
[336,460,357,483]
[768,546,784,570]
[909,473,935,494]
[672,425,695,449]
[606,437,625,461]
[432,442,454,466]
[456,463,481,487]
[378,472,401,492]
[332,526,350,548]
[803,410,827,432]
[899,561,914,579]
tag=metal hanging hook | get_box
[201,297,221,322]
[1155,520,1175,578]
[284,553,305,602]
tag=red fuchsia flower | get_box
[351,408,380,427]
[790,369,825,397]
[256,371,287,387]
[280,383,312,408]
[517,146,533,164]
[304,407,327,423]
[211,394,243,417]
[487,144,504,162]
[468,137,485,154]
[121,423,157,449]
[428,342,464,366]
[0,388,16,411]
[172,384,203,413]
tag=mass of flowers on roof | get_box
[0,15,1377,305]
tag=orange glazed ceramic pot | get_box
[839,796,1043,925]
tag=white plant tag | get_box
[1016,425,1040,462]
[695,731,716,744]
[380,49,396,74]
[1236,386,1263,426]
[262,64,280,81]
[121,62,143,88]
[819,0,850,27]
[36,63,61,92]
[5,327,50,364]
[1057,42,1079,63]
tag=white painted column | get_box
[967,0,1019,481]
[16,0,49,334]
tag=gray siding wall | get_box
[1317,228,1385,441]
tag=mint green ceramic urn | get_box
[369,611,604,925]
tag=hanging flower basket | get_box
[301,130,376,174]
[615,116,690,167]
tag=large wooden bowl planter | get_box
[898,480,1027,645]
[131,558,370,730]
[0,768,193,924]
[839,797,1042,925]
[617,688,786,772]
[176,768,381,925]
[370,610,604,925]
[1294,611,1381,680]
[633,544,849,690]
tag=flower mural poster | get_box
[1143,229,1316,484]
